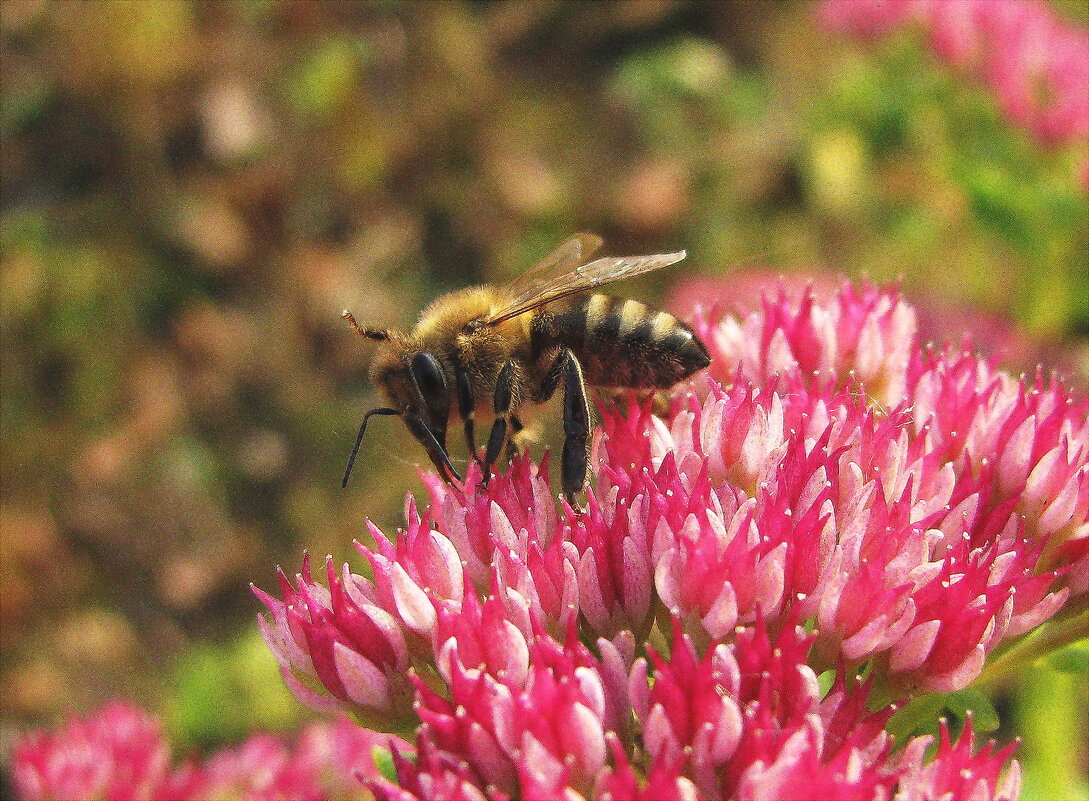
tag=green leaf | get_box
[286,36,367,117]
[887,693,947,744]
[1047,641,1089,674]
[1017,665,1088,801]
[372,746,398,783]
[165,630,299,750]
[943,687,1000,732]
[887,686,1000,745]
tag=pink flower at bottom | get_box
[10,703,403,801]
[11,703,170,801]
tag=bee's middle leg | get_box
[481,360,519,487]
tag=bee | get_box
[341,233,710,505]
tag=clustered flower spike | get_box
[10,702,400,801]
[15,279,1083,800]
[819,0,1089,151]
[244,279,1084,799]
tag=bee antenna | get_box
[342,310,390,341]
[342,407,400,487]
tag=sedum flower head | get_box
[249,279,1083,799]
[11,703,169,801]
[13,279,1075,800]
[10,702,397,801]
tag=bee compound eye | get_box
[410,352,449,405]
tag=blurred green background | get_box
[1,1,1086,797]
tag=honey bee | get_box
[341,233,710,504]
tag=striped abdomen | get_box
[531,294,710,388]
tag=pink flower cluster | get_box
[251,281,1085,799]
[819,0,1089,149]
[10,702,398,801]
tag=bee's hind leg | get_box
[481,360,520,488]
[534,349,591,508]
[559,350,591,509]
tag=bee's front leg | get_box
[481,360,519,488]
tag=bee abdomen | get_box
[534,294,710,389]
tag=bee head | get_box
[352,332,459,486]
[366,336,447,422]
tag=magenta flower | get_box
[11,703,170,801]
[19,278,1075,799]
[366,611,1019,801]
[253,553,418,727]
[10,702,399,801]
[247,279,1081,799]
[893,716,1022,801]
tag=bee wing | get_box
[485,246,687,327]
[500,233,604,303]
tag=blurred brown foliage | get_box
[0,0,769,726]
[1,0,1085,743]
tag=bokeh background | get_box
[2,1,1086,798]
